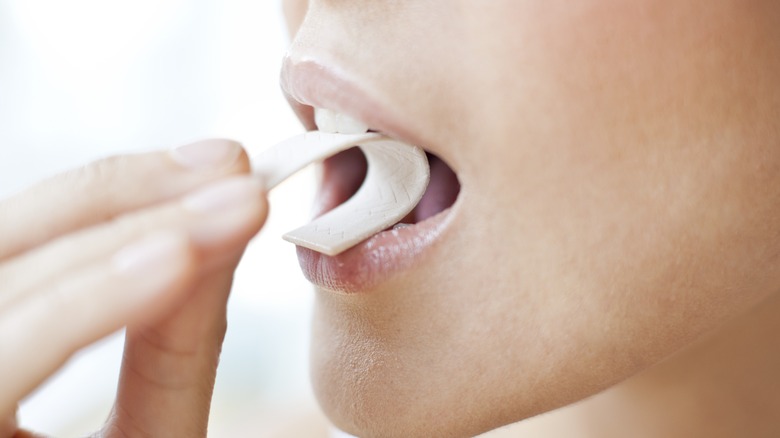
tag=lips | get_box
[281,58,461,292]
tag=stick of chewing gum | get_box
[251,124,430,256]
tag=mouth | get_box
[281,58,462,292]
[316,145,460,229]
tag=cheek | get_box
[451,0,780,361]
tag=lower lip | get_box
[296,207,453,293]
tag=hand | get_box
[0,139,267,437]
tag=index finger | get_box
[0,408,16,438]
[0,139,247,260]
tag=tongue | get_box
[414,154,460,222]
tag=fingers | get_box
[1,406,45,438]
[105,265,239,438]
[0,406,17,438]
[0,231,195,418]
[0,139,248,260]
[0,177,267,418]
[0,177,267,310]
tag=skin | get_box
[0,139,267,437]
[282,1,780,437]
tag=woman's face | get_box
[282,1,780,436]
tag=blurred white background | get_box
[0,0,329,436]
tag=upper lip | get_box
[280,56,442,159]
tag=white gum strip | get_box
[251,131,430,256]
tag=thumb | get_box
[102,253,248,438]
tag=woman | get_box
[4,1,780,436]
[281,1,780,437]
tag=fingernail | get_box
[170,139,242,170]
[112,232,186,279]
[182,178,263,214]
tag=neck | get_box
[487,291,780,437]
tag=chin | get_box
[309,331,484,438]
[307,284,533,438]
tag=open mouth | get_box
[292,109,462,291]
[307,104,461,233]
[283,86,463,291]
[315,142,461,231]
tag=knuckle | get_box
[106,202,189,245]
[108,212,157,242]
[69,155,132,215]
[79,155,127,188]
[45,274,83,309]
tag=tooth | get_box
[392,223,412,230]
[251,131,430,256]
[313,108,338,132]
[315,108,369,134]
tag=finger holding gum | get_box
[251,111,430,256]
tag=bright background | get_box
[0,0,330,436]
